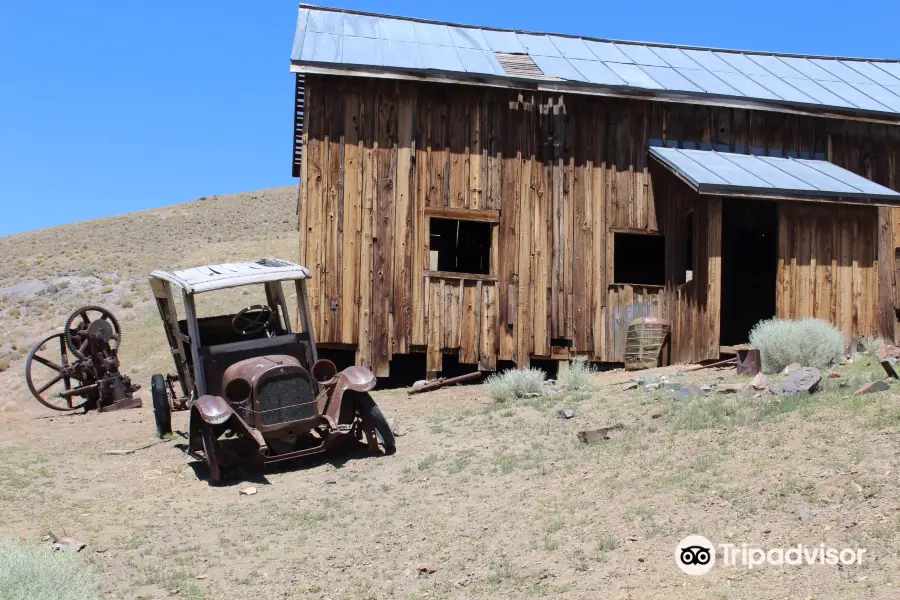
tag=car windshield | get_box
[186,283,299,348]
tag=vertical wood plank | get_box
[392,93,414,354]
[340,91,361,344]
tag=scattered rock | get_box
[196,574,208,580]
[239,487,258,496]
[855,381,890,395]
[411,379,428,391]
[418,565,438,575]
[699,385,712,393]
[827,371,841,378]
[749,372,774,390]
[797,509,810,521]
[716,383,745,394]
[877,343,900,361]
[674,385,706,401]
[325,479,336,485]
[644,383,661,391]
[577,424,624,443]
[781,367,822,394]
[557,409,575,419]
[621,381,638,391]
[781,363,803,375]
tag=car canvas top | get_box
[149,258,311,295]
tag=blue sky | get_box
[2,0,900,236]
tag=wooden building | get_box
[290,5,900,376]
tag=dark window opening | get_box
[684,212,694,283]
[429,218,492,275]
[613,233,665,285]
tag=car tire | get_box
[201,424,222,485]
[151,374,172,439]
[356,392,396,454]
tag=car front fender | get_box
[192,395,234,426]
[339,366,376,392]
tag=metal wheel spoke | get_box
[79,339,89,354]
[32,354,64,372]
[37,373,64,394]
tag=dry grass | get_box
[0,538,98,600]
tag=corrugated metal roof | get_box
[291,5,900,119]
[649,146,900,204]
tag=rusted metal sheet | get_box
[407,371,485,395]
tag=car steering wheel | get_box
[232,305,274,336]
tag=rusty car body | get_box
[148,258,394,484]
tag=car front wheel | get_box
[355,392,395,454]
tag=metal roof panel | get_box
[419,43,463,71]
[517,34,560,57]
[615,44,669,67]
[481,29,526,53]
[651,147,900,202]
[448,26,490,50]
[568,59,626,85]
[640,65,702,92]
[605,62,663,89]
[376,17,417,42]
[583,40,632,63]
[549,36,596,60]
[292,7,900,118]
[532,55,587,81]
[649,46,703,70]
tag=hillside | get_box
[0,186,299,412]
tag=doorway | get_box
[719,199,778,346]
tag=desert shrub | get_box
[0,538,99,600]
[749,318,845,374]
[559,360,596,390]
[484,368,546,401]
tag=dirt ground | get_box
[2,188,900,598]
[2,357,900,599]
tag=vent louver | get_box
[493,52,548,79]
[292,74,305,178]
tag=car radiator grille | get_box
[257,374,316,426]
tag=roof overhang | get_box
[291,62,900,126]
[150,258,311,295]
[649,146,900,206]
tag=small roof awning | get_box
[650,146,900,206]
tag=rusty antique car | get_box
[148,258,395,484]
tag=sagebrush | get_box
[559,360,596,390]
[0,538,98,600]
[748,318,845,374]
[484,368,546,401]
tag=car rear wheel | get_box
[151,374,172,438]
[355,393,395,454]
[201,424,222,485]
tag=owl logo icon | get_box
[676,535,715,575]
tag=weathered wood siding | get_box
[299,74,900,374]
[776,203,878,339]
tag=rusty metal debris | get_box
[881,360,899,380]
[577,423,624,443]
[407,371,485,395]
[48,531,86,552]
[25,306,141,413]
[735,348,761,375]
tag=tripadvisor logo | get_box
[675,535,866,575]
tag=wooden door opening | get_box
[720,199,778,346]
